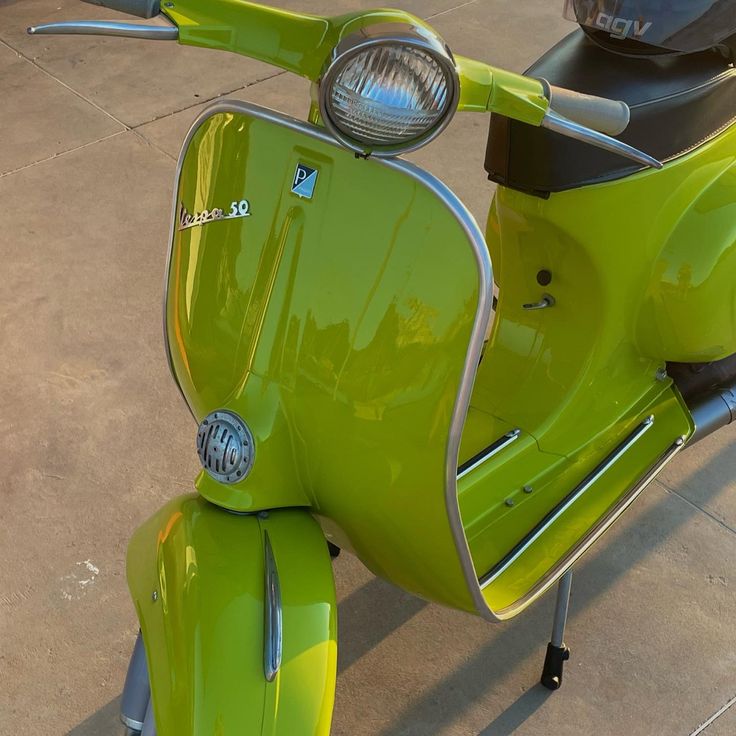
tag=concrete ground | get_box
[1,0,735,734]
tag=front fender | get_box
[126,495,337,735]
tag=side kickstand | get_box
[541,569,573,691]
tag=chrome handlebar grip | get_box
[543,81,631,137]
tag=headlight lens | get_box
[319,25,459,156]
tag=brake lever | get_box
[541,110,663,170]
[27,18,178,40]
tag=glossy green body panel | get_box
[127,496,337,735]
[472,392,687,614]
[163,2,426,81]
[455,56,548,121]
[453,123,736,610]
[161,96,736,620]
[637,137,736,361]
[152,2,736,620]
[161,2,550,123]
[166,103,490,613]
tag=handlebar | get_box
[28,19,178,40]
[25,4,662,170]
[543,81,631,137]
[536,79,661,169]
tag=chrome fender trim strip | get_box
[263,531,283,683]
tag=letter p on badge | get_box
[292,164,318,199]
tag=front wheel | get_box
[120,631,155,735]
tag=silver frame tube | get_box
[689,385,736,443]
[120,632,151,732]
[551,570,573,648]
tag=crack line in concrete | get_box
[131,69,288,131]
[656,479,736,537]
[688,693,736,736]
[0,130,127,178]
[0,37,129,132]
[0,35,289,171]
[427,0,479,20]
[129,69,290,160]
[129,128,177,162]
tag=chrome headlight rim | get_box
[318,23,460,158]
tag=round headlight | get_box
[319,24,460,157]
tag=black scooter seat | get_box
[485,30,736,197]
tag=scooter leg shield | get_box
[126,495,337,735]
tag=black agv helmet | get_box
[564,0,736,56]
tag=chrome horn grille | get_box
[196,410,255,484]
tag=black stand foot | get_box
[540,569,573,691]
[540,642,570,690]
[327,541,341,559]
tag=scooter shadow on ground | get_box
[65,696,121,736]
[377,441,735,736]
[64,441,730,736]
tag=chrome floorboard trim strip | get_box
[480,415,655,589]
[485,433,686,619]
[457,429,521,480]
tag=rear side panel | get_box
[127,496,337,735]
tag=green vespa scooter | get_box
[29,0,736,732]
